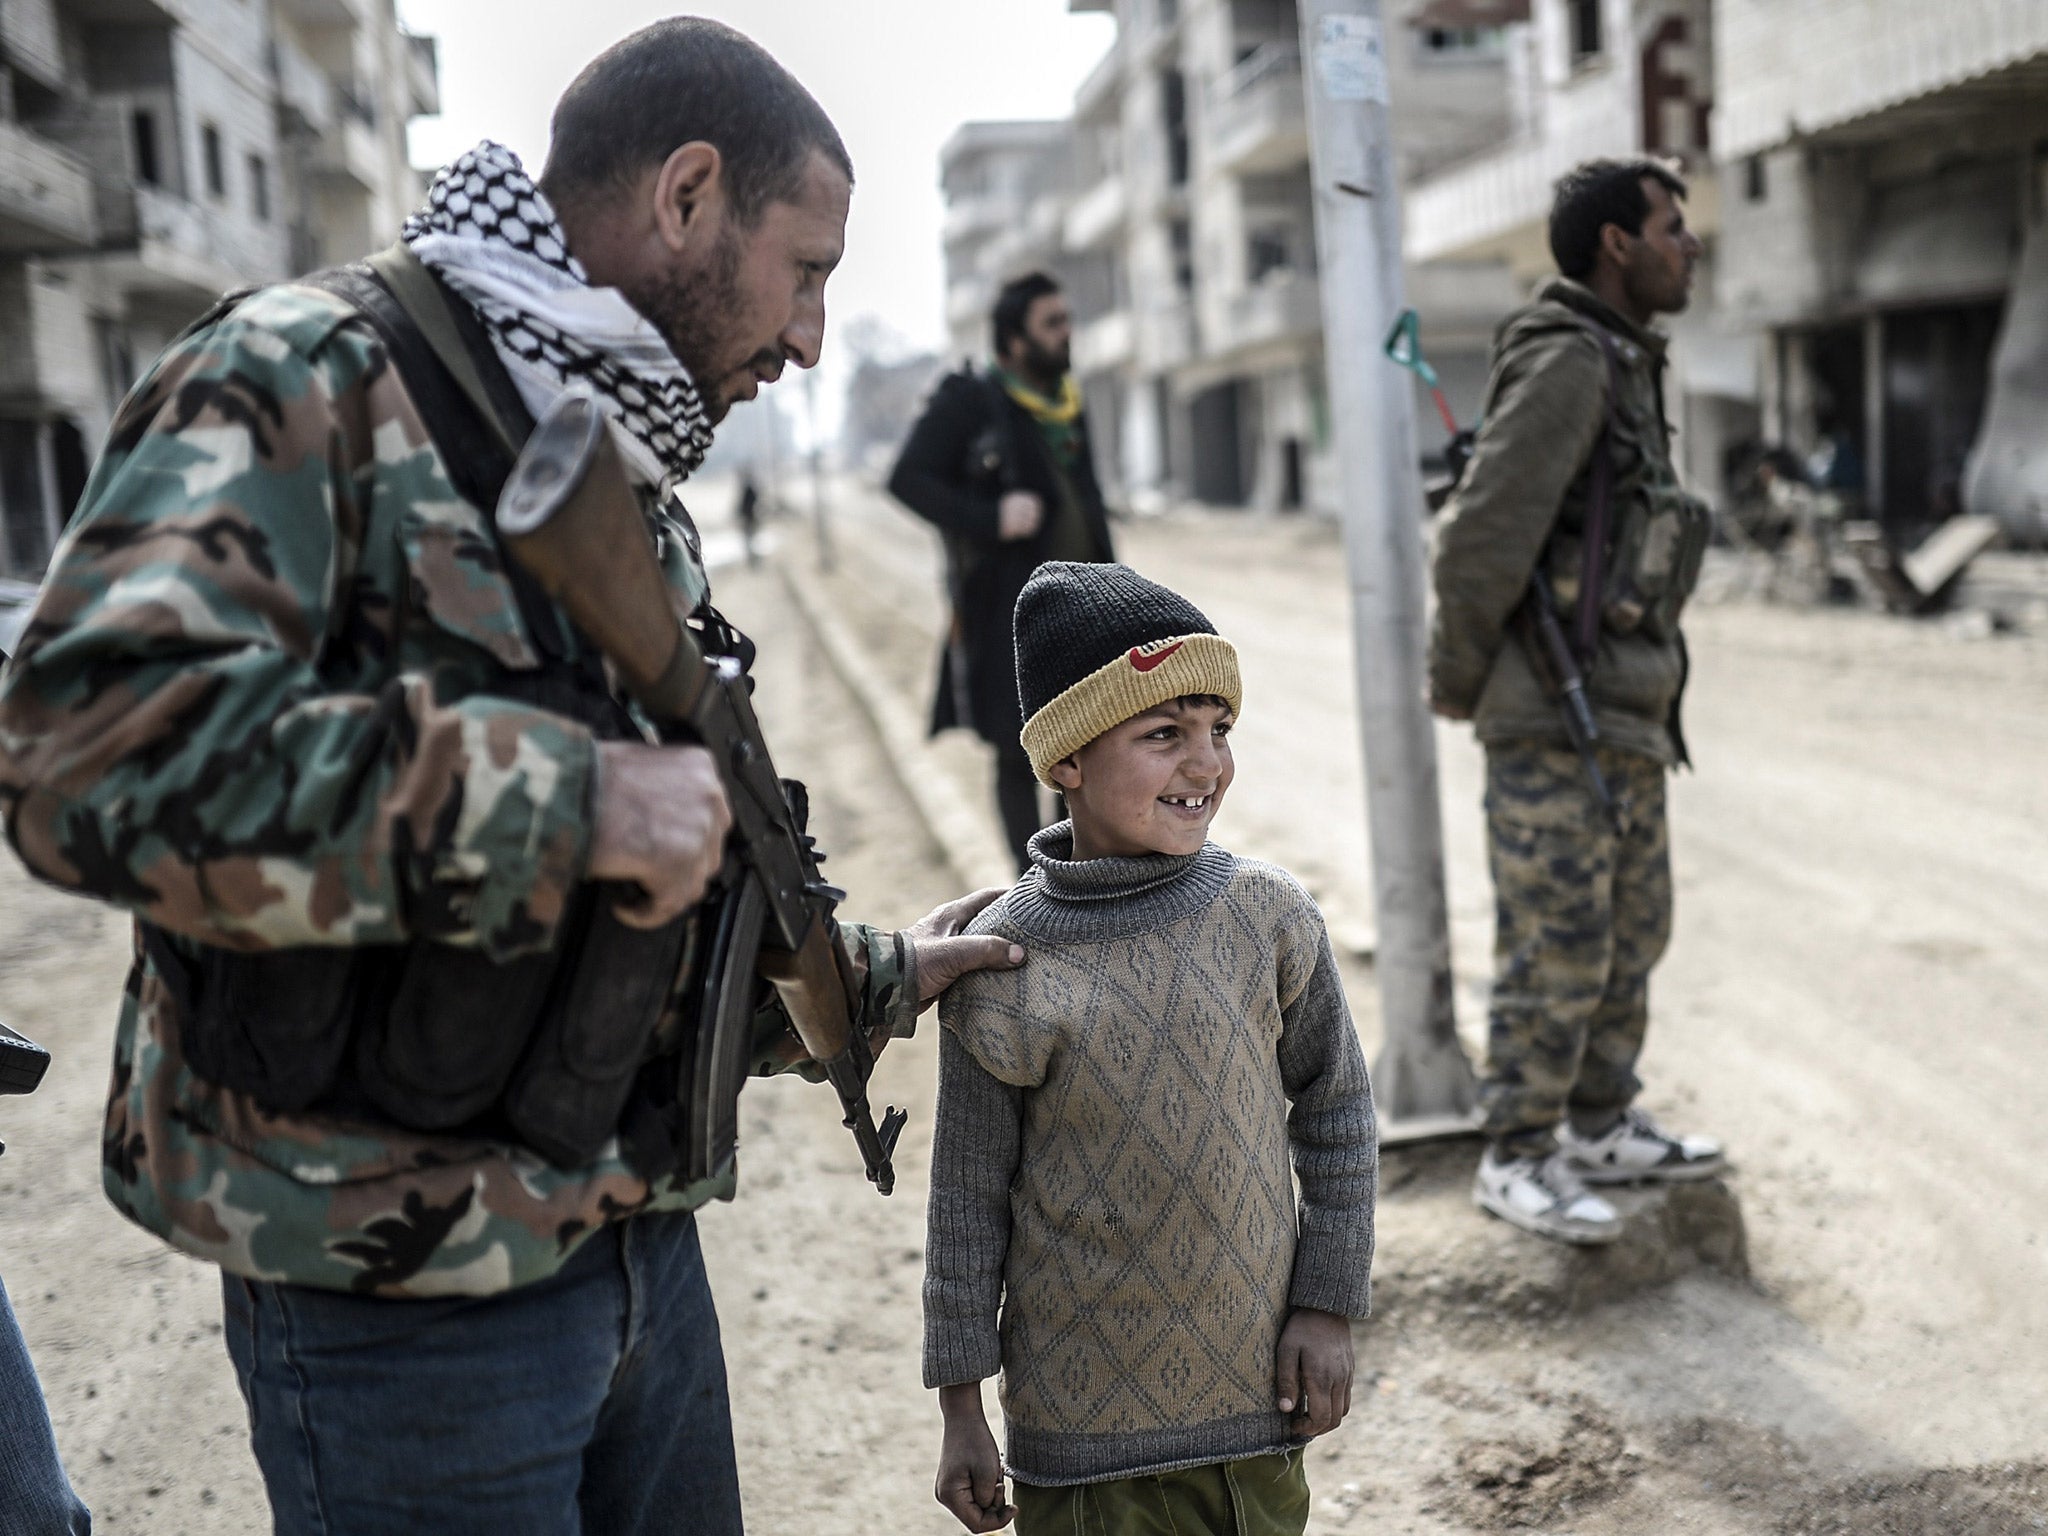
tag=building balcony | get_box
[1063,173,1126,252]
[404,32,440,120]
[1208,269,1321,363]
[1138,299,1196,373]
[278,0,362,30]
[0,121,98,252]
[273,34,338,136]
[96,184,282,299]
[1207,43,1308,177]
[1405,106,1620,269]
[942,193,1011,249]
[0,0,65,95]
[314,113,383,192]
[1715,0,2048,161]
[63,0,181,19]
[1073,308,1135,373]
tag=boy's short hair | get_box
[1548,157,1688,280]
[1013,563,1242,786]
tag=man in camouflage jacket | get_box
[0,21,1016,1535]
[1429,159,1725,1248]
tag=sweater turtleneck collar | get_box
[1004,822,1238,942]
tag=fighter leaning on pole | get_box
[0,19,1020,1535]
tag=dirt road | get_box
[778,482,2048,1534]
[1,489,2043,1533]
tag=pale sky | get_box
[396,1,1115,360]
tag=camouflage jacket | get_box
[0,282,915,1297]
[1429,279,1694,766]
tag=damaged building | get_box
[938,0,2048,551]
[0,0,438,582]
[1715,0,2048,547]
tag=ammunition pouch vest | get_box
[145,250,704,1176]
[1538,320,1711,660]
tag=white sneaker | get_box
[1558,1107,1725,1185]
[1473,1148,1623,1246]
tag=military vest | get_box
[1537,315,1710,651]
[144,258,705,1176]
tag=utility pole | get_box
[1297,0,1476,1136]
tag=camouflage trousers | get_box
[1479,741,1672,1156]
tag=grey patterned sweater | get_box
[922,826,1377,1487]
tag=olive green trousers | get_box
[1013,1451,1309,1536]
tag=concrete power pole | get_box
[1297,0,1476,1135]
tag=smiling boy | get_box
[923,563,1378,1535]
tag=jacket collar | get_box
[1539,278,1668,362]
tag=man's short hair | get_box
[540,18,853,226]
[1548,158,1688,280]
[992,271,1061,356]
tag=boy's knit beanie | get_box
[1014,561,1242,785]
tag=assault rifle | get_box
[0,1020,52,1160]
[1517,577,1620,831]
[496,393,907,1196]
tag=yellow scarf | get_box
[999,371,1083,426]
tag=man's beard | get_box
[619,226,753,424]
[1020,335,1070,383]
[1627,255,1693,318]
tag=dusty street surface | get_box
[772,478,2048,1534]
[1,480,2043,1534]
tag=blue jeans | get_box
[0,1274,91,1536]
[221,1208,742,1535]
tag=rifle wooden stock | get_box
[494,391,903,1193]
[756,921,857,1066]
[495,392,705,720]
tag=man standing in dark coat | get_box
[889,272,1117,870]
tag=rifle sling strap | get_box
[361,243,524,459]
[1572,322,1626,670]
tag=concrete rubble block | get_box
[1371,1147,1750,1332]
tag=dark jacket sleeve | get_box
[888,374,1003,547]
[1428,331,1606,713]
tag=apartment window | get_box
[0,421,54,578]
[1569,0,1604,62]
[1171,218,1194,294]
[1249,228,1293,281]
[201,122,224,199]
[1421,26,1506,57]
[1162,69,1190,188]
[132,109,160,186]
[1744,154,1767,203]
[248,153,270,220]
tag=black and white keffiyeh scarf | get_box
[402,141,713,486]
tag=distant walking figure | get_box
[889,272,1116,871]
[735,469,762,567]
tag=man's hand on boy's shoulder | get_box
[908,887,1026,1013]
[1275,1306,1356,1441]
[936,1381,1015,1533]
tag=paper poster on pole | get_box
[1314,14,1390,105]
